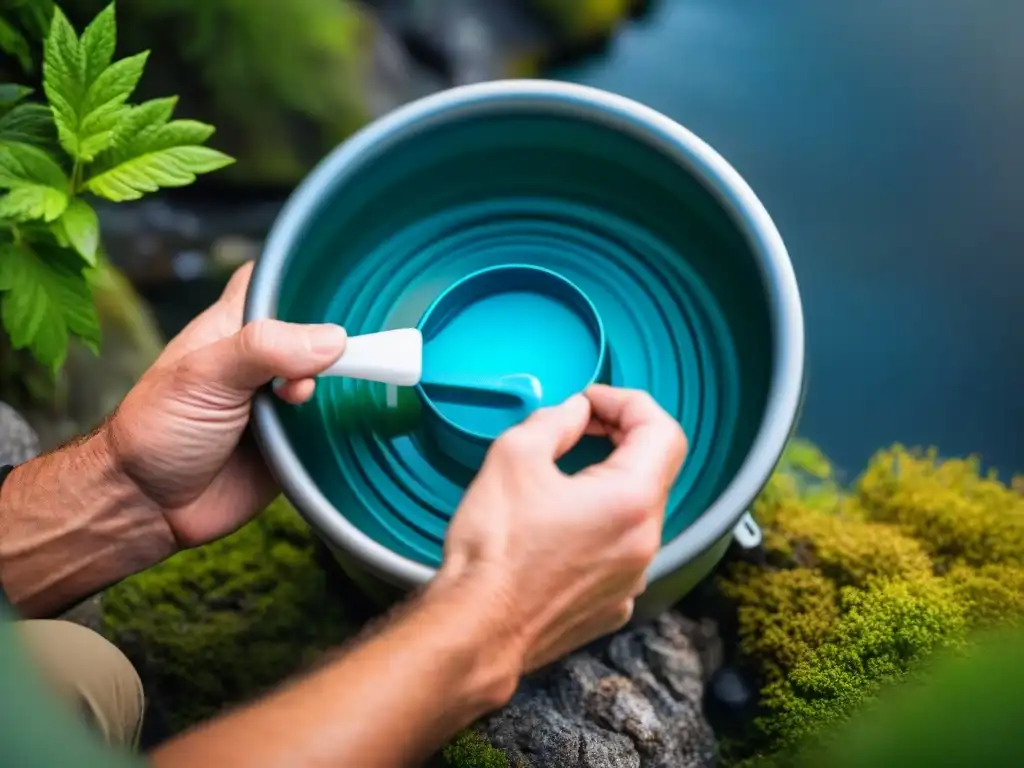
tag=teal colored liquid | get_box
[422,291,600,437]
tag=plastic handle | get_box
[321,328,424,387]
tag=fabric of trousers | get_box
[16,620,145,749]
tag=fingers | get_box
[186,320,347,394]
[581,385,688,490]
[492,393,592,463]
[219,260,256,308]
[273,377,317,404]
[156,261,257,368]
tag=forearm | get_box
[152,571,522,767]
[0,424,176,618]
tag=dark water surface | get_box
[554,0,1024,477]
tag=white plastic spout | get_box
[321,328,423,387]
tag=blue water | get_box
[554,0,1024,477]
[422,290,599,437]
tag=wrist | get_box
[421,564,525,715]
[0,422,177,617]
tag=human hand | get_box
[106,263,347,548]
[440,384,687,673]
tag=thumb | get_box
[190,320,347,393]
[509,393,592,460]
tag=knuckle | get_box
[622,545,657,574]
[493,427,539,460]
[238,320,276,357]
[617,485,660,517]
[611,599,635,630]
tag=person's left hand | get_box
[106,262,347,548]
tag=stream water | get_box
[129,0,1024,478]
[553,0,1024,478]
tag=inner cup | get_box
[416,264,608,458]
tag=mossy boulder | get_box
[102,498,357,737]
[720,443,1024,764]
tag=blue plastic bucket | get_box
[245,80,805,617]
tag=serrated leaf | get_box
[0,185,67,221]
[42,7,83,156]
[0,241,100,373]
[0,16,34,73]
[75,51,148,160]
[0,103,58,148]
[0,84,32,108]
[42,5,150,162]
[0,142,69,220]
[0,140,68,188]
[79,3,116,84]
[85,145,234,202]
[53,198,98,264]
[105,96,177,151]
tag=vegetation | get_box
[64,0,371,187]
[790,625,1024,768]
[102,497,355,734]
[441,729,515,768]
[0,2,232,377]
[720,442,1024,764]
[527,0,636,42]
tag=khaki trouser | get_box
[17,620,145,749]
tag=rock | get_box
[0,400,39,466]
[482,613,720,768]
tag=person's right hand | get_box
[441,384,688,673]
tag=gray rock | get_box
[0,400,39,466]
[485,613,720,767]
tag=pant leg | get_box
[16,619,145,750]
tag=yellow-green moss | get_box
[527,0,634,43]
[722,445,1024,762]
[102,498,356,734]
[442,729,513,768]
[858,446,1024,568]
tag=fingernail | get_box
[565,393,588,408]
[307,324,347,355]
[272,377,286,391]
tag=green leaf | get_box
[53,198,99,264]
[0,16,34,73]
[79,3,116,84]
[86,145,234,202]
[75,50,149,161]
[0,84,33,108]
[43,5,150,162]
[103,96,177,154]
[0,241,100,373]
[0,142,69,221]
[0,185,67,221]
[42,7,83,155]
[0,103,58,148]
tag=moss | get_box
[102,498,356,735]
[723,444,1024,762]
[526,0,634,43]
[441,729,512,768]
[857,446,1024,568]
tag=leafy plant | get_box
[0,2,233,374]
[0,0,55,74]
